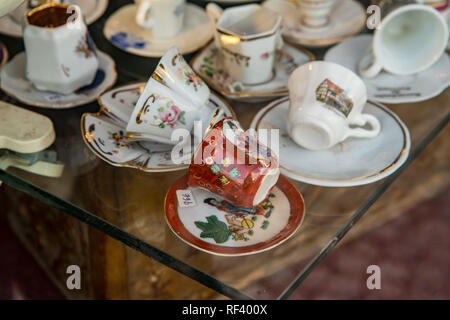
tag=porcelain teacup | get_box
[23,3,99,94]
[358,3,448,78]
[134,0,185,39]
[206,3,283,85]
[126,47,220,145]
[296,0,336,28]
[287,61,381,151]
[188,118,280,208]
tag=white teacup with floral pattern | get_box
[126,47,219,145]
[206,3,283,85]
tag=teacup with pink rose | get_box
[126,47,224,145]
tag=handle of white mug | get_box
[275,26,284,50]
[345,114,381,139]
[136,1,154,29]
[358,49,383,78]
[206,3,223,25]
[206,3,223,50]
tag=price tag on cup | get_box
[176,189,197,208]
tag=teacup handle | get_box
[206,3,224,50]
[206,3,223,25]
[275,26,284,50]
[345,114,381,139]
[136,1,154,29]
[358,49,383,78]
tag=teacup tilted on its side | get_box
[126,47,221,145]
[206,3,283,85]
[188,118,280,208]
[358,3,448,78]
[287,61,381,151]
[23,3,99,94]
[135,0,185,39]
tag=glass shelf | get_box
[0,0,449,300]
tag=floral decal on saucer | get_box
[110,32,147,50]
[195,193,275,243]
[108,130,129,154]
[199,49,236,90]
[316,78,353,117]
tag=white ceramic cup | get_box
[23,3,99,94]
[126,47,220,145]
[358,4,448,78]
[135,0,185,39]
[287,61,381,151]
[206,3,283,85]
[296,0,336,28]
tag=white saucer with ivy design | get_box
[0,51,117,109]
[103,3,214,57]
[250,97,411,187]
[191,41,315,102]
[81,82,236,173]
[0,0,109,38]
[165,175,305,256]
[263,0,366,48]
[325,34,450,104]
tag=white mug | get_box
[287,61,381,151]
[358,3,448,78]
[206,3,283,85]
[126,47,219,145]
[296,0,336,28]
[135,0,185,39]
[24,3,99,94]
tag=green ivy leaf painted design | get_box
[178,111,186,125]
[195,215,232,244]
[261,220,270,230]
[158,107,165,112]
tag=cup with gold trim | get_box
[206,3,283,85]
[126,47,223,145]
[23,3,99,94]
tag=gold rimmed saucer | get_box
[250,97,411,187]
[81,82,237,173]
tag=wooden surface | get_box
[0,88,448,299]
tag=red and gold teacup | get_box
[188,118,280,208]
